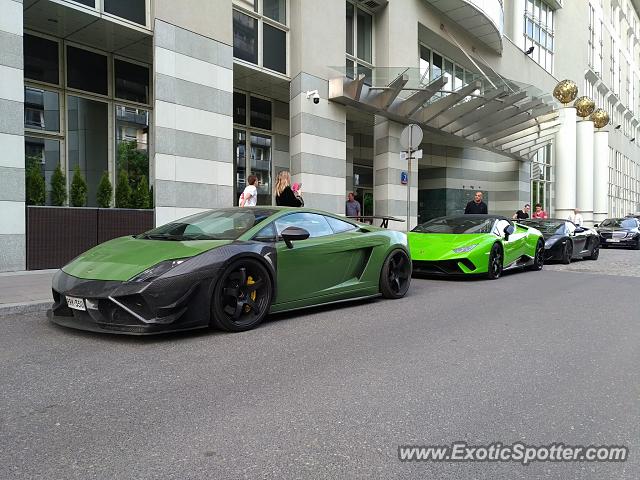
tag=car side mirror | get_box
[503,224,515,240]
[281,226,310,249]
[593,223,599,228]
[574,227,585,233]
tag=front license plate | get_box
[606,238,620,243]
[66,296,86,311]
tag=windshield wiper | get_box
[138,233,184,241]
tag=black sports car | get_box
[521,219,600,263]
[596,217,640,249]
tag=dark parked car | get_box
[521,219,600,263]
[596,217,640,249]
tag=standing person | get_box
[532,203,548,219]
[292,182,304,206]
[275,170,303,207]
[568,208,583,226]
[464,191,488,214]
[513,203,530,220]
[345,192,361,218]
[239,175,258,207]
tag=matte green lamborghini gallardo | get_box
[48,207,411,334]
[408,215,545,279]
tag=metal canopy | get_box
[329,67,559,162]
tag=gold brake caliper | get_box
[244,276,256,312]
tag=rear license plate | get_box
[606,238,620,243]
[66,296,86,311]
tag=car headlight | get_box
[453,244,479,253]
[130,259,187,282]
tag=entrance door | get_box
[234,129,272,206]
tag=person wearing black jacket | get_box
[275,170,303,207]
[464,191,488,214]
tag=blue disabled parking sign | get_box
[400,171,408,184]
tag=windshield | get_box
[600,218,638,229]
[413,216,495,234]
[521,220,565,235]
[138,208,276,240]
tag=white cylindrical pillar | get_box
[593,130,609,224]
[554,107,577,220]
[576,119,595,225]
[510,0,526,49]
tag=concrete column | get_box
[507,0,526,49]
[373,118,418,230]
[289,0,346,214]
[0,0,25,271]
[593,130,609,223]
[576,119,595,225]
[152,0,233,226]
[553,107,577,221]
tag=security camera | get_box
[306,90,320,104]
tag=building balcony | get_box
[423,0,504,53]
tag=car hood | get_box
[62,236,233,281]
[409,233,490,259]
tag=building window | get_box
[233,10,259,64]
[531,144,552,215]
[103,0,146,26]
[24,87,60,133]
[66,45,108,96]
[263,0,285,24]
[233,0,288,75]
[24,137,61,206]
[233,92,274,205]
[419,46,477,94]
[346,1,374,84]
[524,0,554,73]
[67,95,109,207]
[250,96,272,130]
[263,24,286,74]
[114,59,149,104]
[116,105,150,204]
[24,39,153,210]
[24,34,60,85]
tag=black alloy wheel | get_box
[635,238,640,250]
[211,258,272,332]
[561,241,573,264]
[380,249,411,298]
[487,243,503,280]
[529,239,545,271]
[588,242,600,260]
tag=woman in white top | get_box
[239,175,259,207]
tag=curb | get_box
[0,301,51,316]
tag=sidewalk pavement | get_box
[0,269,56,316]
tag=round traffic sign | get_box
[400,123,423,150]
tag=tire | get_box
[380,249,411,299]
[528,239,545,271]
[588,242,600,260]
[561,240,573,264]
[210,258,273,332]
[635,239,640,250]
[487,243,503,280]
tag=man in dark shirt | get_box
[464,191,488,214]
[513,203,530,220]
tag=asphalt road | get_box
[1,251,639,479]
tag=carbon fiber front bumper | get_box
[48,269,217,334]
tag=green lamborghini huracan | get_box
[48,207,411,334]
[408,214,545,279]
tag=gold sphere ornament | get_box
[553,79,579,105]
[574,96,596,118]
[589,108,609,129]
